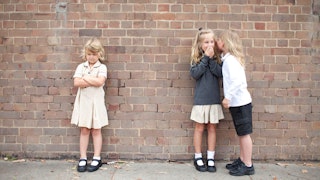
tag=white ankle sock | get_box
[207,150,215,159]
[194,153,204,166]
[91,156,101,166]
[78,158,87,166]
[207,151,215,166]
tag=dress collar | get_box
[83,61,101,68]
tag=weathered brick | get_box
[248,14,271,21]
[79,29,102,37]
[0,1,318,161]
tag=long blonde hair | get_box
[190,28,221,65]
[81,37,105,62]
[219,30,245,67]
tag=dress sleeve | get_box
[98,64,107,78]
[73,63,83,78]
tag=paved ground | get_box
[0,159,319,180]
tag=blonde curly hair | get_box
[219,30,245,67]
[81,38,105,62]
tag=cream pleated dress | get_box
[71,61,108,129]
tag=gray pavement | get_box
[0,159,319,180]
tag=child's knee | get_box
[207,124,216,132]
[80,127,90,135]
[91,129,102,136]
[195,127,205,133]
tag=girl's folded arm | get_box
[83,76,106,87]
[74,77,90,88]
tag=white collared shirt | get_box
[222,53,251,107]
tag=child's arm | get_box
[209,59,222,77]
[83,76,106,87]
[190,56,209,80]
[222,56,243,107]
[74,77,91,88]
[222,98,230,108]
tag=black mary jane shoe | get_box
[87,159,102,172]
[77,159,87,172]
[194,157,207,172]
[207,159,217,172]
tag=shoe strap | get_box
[194,157,205,166]
[79,159,87,162]
[91,159,101,167]
[78,159,87,166]
[207,159,215,166]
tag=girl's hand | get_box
[205,46,214,58]
[222,98,230,109]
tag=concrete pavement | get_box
[0,159,319,180]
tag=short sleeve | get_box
[98,64,107,78]
[73,64,84,78]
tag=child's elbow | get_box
[97,77,106,87]
[73,78,81,87]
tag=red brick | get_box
[79,29,102,37]
[254,22,265,30]
[0,1,318,161]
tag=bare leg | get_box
[79,127,90,159]
[239,134,253,166]
[207,124,217,151]
[194,123,205,153]
[91,128,102,157]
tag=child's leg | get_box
[207,123,217,172]
[229,103,253,166]
[193,123,206,171]
[193,123,205,154]
[80,127,90,159]
[91,128,102,158]
[87,128,103,172]
[207,123,217,151]
[239,134,253,166]
[240,145,244,162]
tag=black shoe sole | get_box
[194,158,207,172]
[77,166,87,172]
[207,166,216,172]
[229,170,255,176]
[195,167,207,172]
[87,164,102,172]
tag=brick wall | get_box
[0,0,319,161]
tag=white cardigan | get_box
[222,53,252,107]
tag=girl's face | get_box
[86,50,100,65]
[201,34,215,52]
[216,38,225,52]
